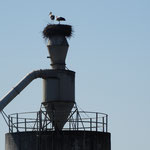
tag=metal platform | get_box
[2,104,108,133]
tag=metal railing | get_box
[6,109,108,133]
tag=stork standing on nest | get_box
[56,16,66,24]
[49,12,55,23]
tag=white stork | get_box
[49,12,55,21]
[56,16,66,24]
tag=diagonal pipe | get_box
[0,69,57,112]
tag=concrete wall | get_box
[5,131,111,150]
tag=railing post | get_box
[90,118,92,131]
[16,113,18,132]
[37,112,39,131]
[69,119,71,130]
[8,115,10,133]
[45,113,47,131]
[106,114,108,132]
[25,118,27,132]
[39,111,42,131]
[77,112,79,130]
[102,117,105,132]
[11,117,13,133]
[96,113,98,132]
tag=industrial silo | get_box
[0,22,111,150]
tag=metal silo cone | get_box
[43,101,74,130]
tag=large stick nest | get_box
[43,24,73,39]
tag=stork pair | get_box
[49,12,66,24]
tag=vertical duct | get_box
[47,36,69,70]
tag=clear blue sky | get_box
[0,0,150,149]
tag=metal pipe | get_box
[0,69,58,112]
